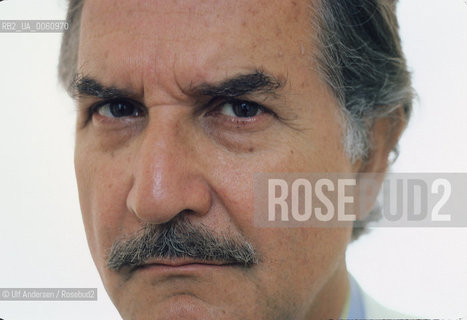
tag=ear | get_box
[358,106,407,174]
[354,106,407,218]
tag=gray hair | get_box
[58,0,413,240]
[308,0,413,239]
[310,0,413,165]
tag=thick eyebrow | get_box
[71,75,136,100]
[190,70,285,98]
[71,69,285,101]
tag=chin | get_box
[116,294,232,320]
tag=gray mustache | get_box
[106,216,258,271]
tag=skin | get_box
[74,0,398,319]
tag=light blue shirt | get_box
[342,275,414,319]
[347,275,366,318]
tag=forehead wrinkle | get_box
[79,0,315,107]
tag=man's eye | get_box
[218,100,264,118]
[94,100,143,118]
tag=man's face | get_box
[75,0,354,319]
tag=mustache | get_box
[106,216,259,271]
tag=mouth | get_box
[130,258,236,274]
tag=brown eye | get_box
[219,100,263,118]
[96,100,143,118]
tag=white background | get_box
[0,0,466,319]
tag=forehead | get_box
[80,0,307,42]
[78,0,316,97]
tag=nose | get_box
[126,109,212,224]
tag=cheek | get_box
[208,126,347,233]
[74,139,134,271]
[251,227,351,315]
[207,132,352,305]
